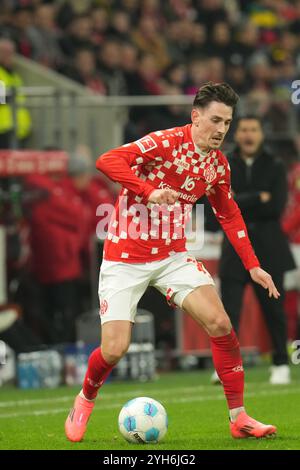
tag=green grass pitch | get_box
[0,365,299,450]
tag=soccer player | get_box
[65,82,278,442]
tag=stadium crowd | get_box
[0,0,299,101]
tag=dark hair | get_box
[235,114,263,127]
[193,82,239,110]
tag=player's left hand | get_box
[249,267,280,299]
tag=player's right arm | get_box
[96,133,178,204]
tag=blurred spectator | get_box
[248,0,281,46]
[55,0,76,29]
[226,61,251,95]
[270,30,300,66]
[219,116,295,384]
[90,6,109,44]
[273,58,298,101]
[206,21,233,62]
[63,48,107,94]
[90,7,110,47]
[15,146,116,344]
[188,22,207,60]
[59,14,94,59]
[289,0,300,34]
[166,19,199,63]
[61,154,115,312]
[25,172,84,344]
[26,3,63,68]
[135,52,163,95]
[0,38,32,149]
[196,0,228,32]
[123,51,163,138]
[185,59,208,95]
[57,0,92,16]
[248,54,274,92]
[143,83,189,134]
[0,5,11,35]
[164,62,187,89]
[232,20,260,66]
[165,0,197,22]
[97,38,127,95]
[120,0,140,20]
[139,0,166,26]
[6,5,34,59]
[206,56,225,83]
[108,9,131,42]
[131,16,170,70]
[168,20,208,62]
[244,87,272,117]
[64,154,115,261]
[120,42,140,95]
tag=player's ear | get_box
[191,107,201,127]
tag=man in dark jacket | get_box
[217,116,295,384]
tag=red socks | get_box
[83,333,244,408]
[82,348,114,400]
[210,329,244,409]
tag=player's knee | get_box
[102,339,130,365]
[208,314,231,337]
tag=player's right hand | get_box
[148,188,179,205]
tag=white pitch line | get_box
[0,387,299,419]
[0,385,209,408]
[0,380,294,409]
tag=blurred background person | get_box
[96,38,127,96]
[26,3,63,69]
[61,48,107,95]
[5,5,34,59]
[24,170,84,344]
[0,38,32,149]
[61,153,115,314]
[216,116,295,385]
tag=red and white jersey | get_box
[96,124,260,270]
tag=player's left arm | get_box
[207,159,280,299]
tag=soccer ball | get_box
[118,397,168,444]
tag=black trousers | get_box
[220,274,288,366]
[0,319,44,354]
[0,131,13,149]
[41,280,81,345]
[0,131,28,149]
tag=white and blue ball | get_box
[118,397,168,444]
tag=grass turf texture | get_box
[0,365,299,450]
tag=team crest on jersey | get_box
[204,164,217,183]
[135,136,158,153]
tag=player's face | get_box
[191,101,233,151]
[234,119,264,156]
